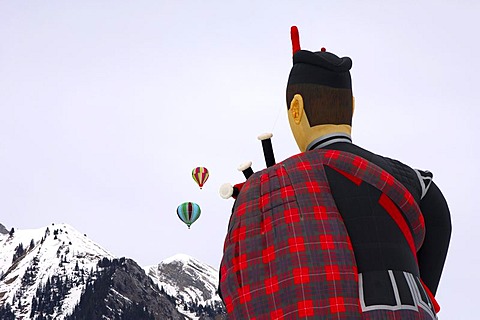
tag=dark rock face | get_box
[67,258,186,320]
[0,223,8,235]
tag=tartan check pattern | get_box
[220,149,431,319]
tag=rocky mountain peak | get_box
[146,253,221,306]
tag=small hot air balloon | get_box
[192,167,209,189]
[176,202,201,229]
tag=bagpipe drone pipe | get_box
[219,133,276,200]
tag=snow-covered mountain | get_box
[0,223,114,319]
[0,223,225,319]
[67,257,185,320]
[145,254,224,319]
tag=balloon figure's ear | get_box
[290,94,304,125]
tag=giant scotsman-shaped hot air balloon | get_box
[176,202,201,229]
[192,167,209,189]
[218,26,451,319]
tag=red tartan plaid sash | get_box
[220,149,434,319]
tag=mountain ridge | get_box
[0,223,225,319]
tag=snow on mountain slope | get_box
[0,223,113,319]
[145,253,222,307]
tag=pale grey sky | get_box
[1,1,479,318]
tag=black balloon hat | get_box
[288,26,352,89]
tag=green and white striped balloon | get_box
[176,202,201,229]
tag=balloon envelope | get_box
[177,202,201,229]
[192,167,209,189]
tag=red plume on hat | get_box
[291,26,301,55]
[291,26,327,55]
